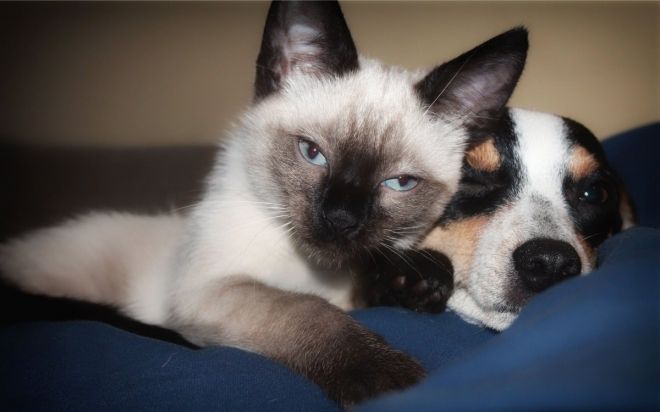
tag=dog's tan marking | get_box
[576,236,597,268]
[421,216,490,284]
[619,189,636,230]
[466,137,500,172]
[568,146,598,180]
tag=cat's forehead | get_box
[244,58,466,184]
[268,62,458,142]
[281,61,422,138]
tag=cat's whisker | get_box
[407,249,454,273]
[373,247,396,267]
[282,225,296,240]
[202,198,287,206]
[213,213,292,238]
[422,49,477,117]
[582,232,605,242]
[203,199,288,211]
[387,224,426,232]
[411,248,442,264]
[268,222,297,259]
[174,200,289,216]
[202,198,284,205]
[171,202,202,213]
[383,223,427,234]
[382,234,418,249]
[382,235,402,245]
[362,246,377,267]
[378,243,425,281]
[383,229,421,237]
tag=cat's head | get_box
[239,1,528,267]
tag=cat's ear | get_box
[254,0,359,101]
[416,27,528,134]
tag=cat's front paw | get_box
[315,323,426,408]
[365,248,453,313]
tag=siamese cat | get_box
[0,1,527,407]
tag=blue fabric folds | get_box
[360,226,660,411]
[603,122,660,229]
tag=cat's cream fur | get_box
[0,1,528,406]
[0,50,465,352]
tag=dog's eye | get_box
[579,182,609,204]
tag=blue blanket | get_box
[1,123,658,410]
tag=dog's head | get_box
[422,108,635,330]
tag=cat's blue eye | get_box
[382,175,418,192]
[298,139,328,167]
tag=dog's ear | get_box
[416,27,528,136]
[254,0,359,101]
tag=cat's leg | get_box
[363,248,454,313]
[0,212,182,325]
[169,276,425,408]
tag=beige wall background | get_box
[0,1,658,147]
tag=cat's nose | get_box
[513,238,581,292]
[323,209,360,239]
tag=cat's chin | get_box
[294,239,365,271]
[306,248,361,271]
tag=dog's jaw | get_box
[447,288,517,331]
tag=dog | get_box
[367,108,635,330]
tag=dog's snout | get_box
[513,238,581,292]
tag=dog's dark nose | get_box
[513,238,582,292]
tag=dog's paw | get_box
[313,322,426,408]
[365,248,453,313]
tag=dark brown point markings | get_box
[568,146,599,181]
[466,137,501,172]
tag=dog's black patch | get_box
[439,110,523,223]
[562,118,624,246]
[563,117,608,162]
[564,170,623,247]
